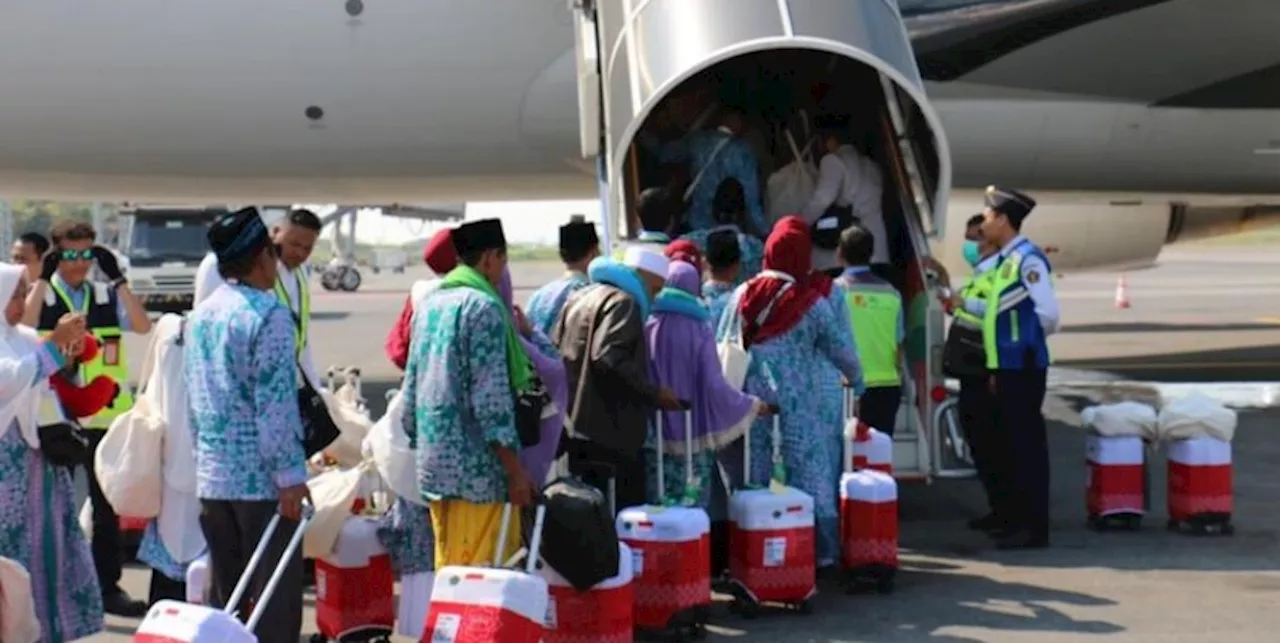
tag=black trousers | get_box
[565,439,648,513]
[148,572,187,605]
[200,500,304,643]
[81,429,122,595]
[958,375,1007,517]
[992,369,1050,537]
[858,386,902,437]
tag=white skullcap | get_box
[622,246,669,279]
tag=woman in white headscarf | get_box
[0,263,105,642]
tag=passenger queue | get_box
[0,127,1059,641]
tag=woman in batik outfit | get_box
[717,217,864,572]
[0,263,104,642]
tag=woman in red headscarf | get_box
[664,239,703,278]
[723,216,863,573]
[384,228,458,370]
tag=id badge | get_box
[102,336,120,366]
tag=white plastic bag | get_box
[303,461,373,560]
[766,131,818,224]
[1158,394,1237,442]
[1080,402,1157,440]
[365,387,426,506]
[0,557,41,643]
[319,386,374,468]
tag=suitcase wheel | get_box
[796,598,814,615]
[1168,513,1234,536]
[1087,513,1143,532]
[729,597,760,619]
[309,635,327,643]
[875,575,896,595]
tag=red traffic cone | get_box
[1114,273,1131,309]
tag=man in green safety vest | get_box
[834,224,904,436]
[269,208,323,389]
[948,186,1060,550]
[21,219,154,617]
[937,215,1007,534]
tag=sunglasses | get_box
[59,249,94,262]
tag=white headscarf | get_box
[0,263,46,447]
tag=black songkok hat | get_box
[984,185,1037,223]
[559,220,599,252]
[452,218,507,256]
[207,207,268,262]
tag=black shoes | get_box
[103,589,148,618]
[993,528,1050,550]
[967,513,1005,532]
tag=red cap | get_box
[423,229,458,274]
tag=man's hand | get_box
[754,399,778,416]
[513,306,533,338]
[507,469,536,507]
[50,313,86,347]
[277,483,311,522]
[91,246,124,282]
[40,251,59,281]
[656,387,685,411]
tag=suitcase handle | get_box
[494,501,548,574]
[842,387,859,474]
[742,405,782,489]
[226,500,315,630]
[654,401,693,506]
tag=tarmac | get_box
[87,245,1280,642]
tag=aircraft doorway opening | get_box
[607,46,956,480]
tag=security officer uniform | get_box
[36,272,137,601]
[948,253,1006,530]
[962,186,1060,548]
[837,266,904,435]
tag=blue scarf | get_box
[587,257,651,318]
[652,287,709,322]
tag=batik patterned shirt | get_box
[402,287,520,504]
[185,283,307,501]
[525,271,590,339]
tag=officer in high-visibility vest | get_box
[938,214,1006,533]
[949,186,1060,550]
[270,208,323,389]
[22,219,153,617]
[834,224,904,436]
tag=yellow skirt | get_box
[429,500,521,568]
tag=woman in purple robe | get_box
[643,261,766,507]
[499,268,568,486]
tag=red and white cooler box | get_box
[422,504,549,643]
[541,541,635,643]
[838,470,899,570]
[850,424,894,475]
[727,487,816,604]
[615,505,710,630]
[1167,437,1233,520]
[314,516,395,640]
[1085,434,1146,517]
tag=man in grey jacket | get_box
[553,247,682,510]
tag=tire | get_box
[339,267,362,292]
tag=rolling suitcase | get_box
[422,503,550,643]
[311,516,395,643]
[727,409,817,617]
[1085,434,1147,531]
[839,418,899,594]
[844,388,893,475]
[1167,437,1234,535]
[615,405,711,640]
[133,505,314,642]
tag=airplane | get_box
[0,0,1277,277]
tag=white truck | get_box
[370,248,407,274]
[118,204,290,312]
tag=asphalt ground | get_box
[85,245,1280,642]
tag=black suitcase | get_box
[540,471,621,590]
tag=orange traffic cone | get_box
[1114,273,1131,309]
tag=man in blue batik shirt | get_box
[185,206,310,642]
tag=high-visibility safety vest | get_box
[839,276,902,389]
[982,239,1053,370]
[273,267,310,356]
[38,280,134,430]
[953,267,997,330]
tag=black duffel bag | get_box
[38,421,91,468]
[297,363,341,457]
[539,472,620,590]
[942,322,987,378]
[811,205,857,250]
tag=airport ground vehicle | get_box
[118,205,228,313]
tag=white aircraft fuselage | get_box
[0,0,1277,274]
